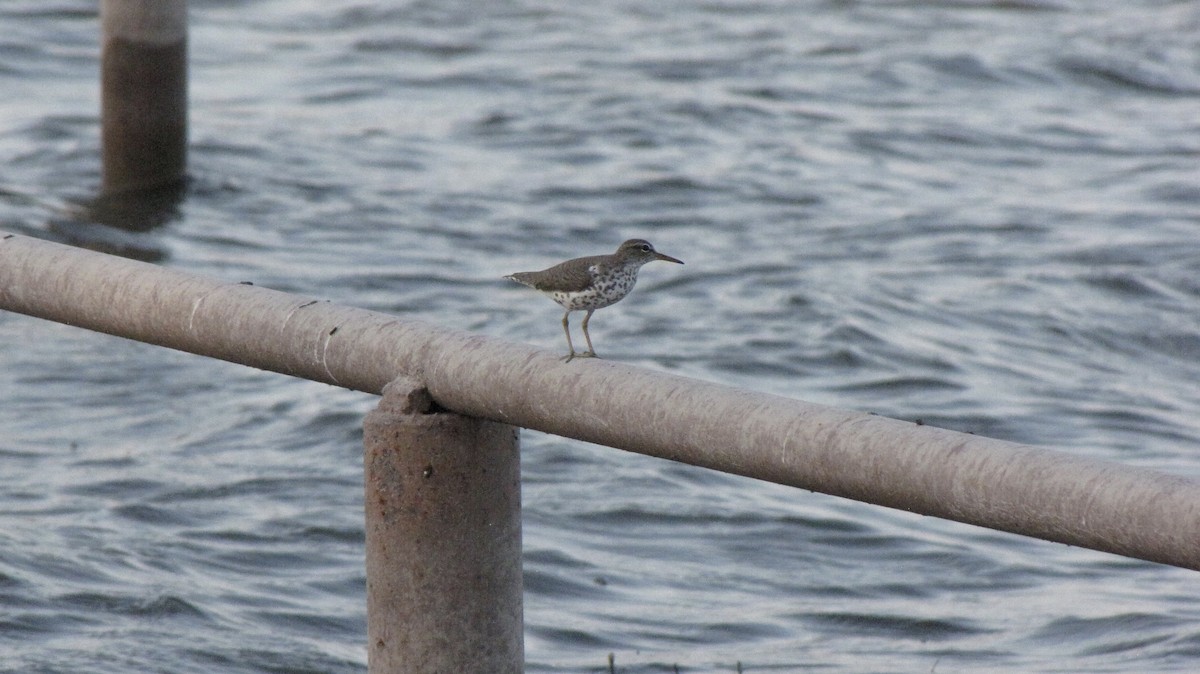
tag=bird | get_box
[505,239,684,361]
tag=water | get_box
[2,0,1199,671]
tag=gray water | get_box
[2,0,1200,671]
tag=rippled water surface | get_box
[2,0,1200,672]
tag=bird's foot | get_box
[561,351,598,362]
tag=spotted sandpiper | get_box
[505,239,684,361]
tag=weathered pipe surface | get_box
[101,0,187,194]
[363,379,523,674]
[2,232,1199,570]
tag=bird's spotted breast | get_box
[549,267,638,311]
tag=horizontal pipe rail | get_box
[2,231,1199,570]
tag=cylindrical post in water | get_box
[100,0,188,195]
[363,380,524,674]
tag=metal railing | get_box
[3,230,1199,671]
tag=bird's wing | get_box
[531,255,604,293]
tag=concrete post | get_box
[100,0,188,195]
[363,379,524,674]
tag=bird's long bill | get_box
[654,252,684,264]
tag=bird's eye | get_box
[640,244,652,252]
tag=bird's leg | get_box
[579,309,598,358]
[560,311,577,362]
